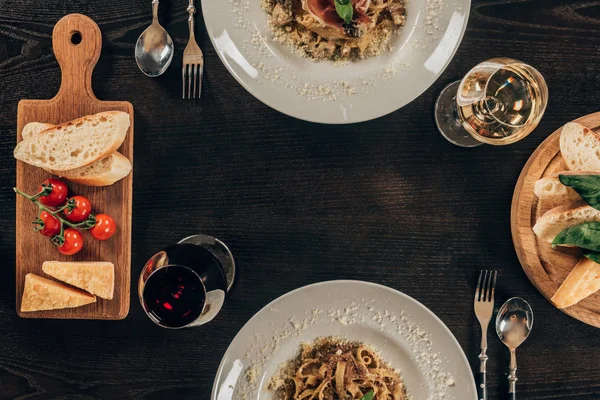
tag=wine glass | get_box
[138,234,235,329]
[434,57,549,147]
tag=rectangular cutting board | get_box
[15,14,133,319]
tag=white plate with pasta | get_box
[211,280,477,400]
[202,0,470,124]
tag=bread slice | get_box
[551,257,600,308]
[560,122,600,172]
[21,273,96,312]
[533,200,600,243]
[14,111,130,171]
[534,177,581,204]
[42,261,114,300]
[21,120,132,186]
[21,122,53,139]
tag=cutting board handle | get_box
[52,14,101,101]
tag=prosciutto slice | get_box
[302,0,371,29]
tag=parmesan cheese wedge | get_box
[21,273,96,312]
[551,257,600,309]
[42,261,115,300]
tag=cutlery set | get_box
[135,0,203,98]
[474,270,533,400]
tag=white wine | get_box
[455,59,548,145]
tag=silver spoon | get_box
[135,0,174,77]
[496,297,533,400]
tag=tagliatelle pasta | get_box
[262,0,406,61]
[269,337,408,400]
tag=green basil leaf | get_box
[559,174,600,210]
[360,391,374,400]
[552,221,600,251]
[583,250,600,264]
[334,0,353,24]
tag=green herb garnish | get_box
[552,221,600,251]
[334,0,353,24]
[559,174,600,210]
[360,390,374,400]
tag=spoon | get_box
[496,297,533,400]
[135,0,174,77]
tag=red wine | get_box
[143,265,206,328]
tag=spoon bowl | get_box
[135,1,174,77]
[496,297,533,399]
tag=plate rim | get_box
[201,1,472,124]
[211,279,477,399]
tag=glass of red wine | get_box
[138,234,235,329]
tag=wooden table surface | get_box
[1,0,599,399]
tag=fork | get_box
[474,270,497,400]
[182,0,204,99]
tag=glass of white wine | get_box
[434,57,549,147]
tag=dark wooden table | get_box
[1,0,599,398]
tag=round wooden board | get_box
[512,112,600,328]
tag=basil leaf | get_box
[552,222,600,251]
[360,391,374,400]
[559,174,600,210]
[583,250,600,264]
[334,0,353,24]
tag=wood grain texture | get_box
[15,14,133,319]
[1,0,600,399]
[512,112,600,328]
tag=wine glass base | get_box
[434,81,483,148]
[178,234,236,292]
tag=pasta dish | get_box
[269,337,408,399]
[262,0,407,61]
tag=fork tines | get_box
[475,270,497,303]
[182,63,203,99]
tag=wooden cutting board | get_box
[512,112,600,328]
[15,14,133,319]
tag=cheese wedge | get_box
[42,261,115,300]
[551,257,600,309]
[21,273,96,312]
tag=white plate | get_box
[202,0,470,124]
[211,280,477,400]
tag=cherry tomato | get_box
[37,211,61,237]
[63,195,92,222]
[58,228,84,255]
[39,178,68,207]
[90,214,117,241]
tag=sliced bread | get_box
[551,257,600,308]
[534,176,581,204]
[21,273,96,312]
[21,120,132,186]
[14,111,130,172]
[560,122,600,172]
[533,200,600,243]
[42,261,115,300]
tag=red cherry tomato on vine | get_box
[58,228,84,255]
[63,195,92,222]
[39,178,68,207]
[37,211,61,237]
[90,214,117,240]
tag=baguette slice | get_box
[21,273,96,312]
[20,120,132,186]
[42,261,115,300]
[52,152,132,186]
[551,257,600,308]
[14,111,130,171]
[534,176,581,203]
[21,122,53,139]
[533,200,600,243]
[560,122,600,172]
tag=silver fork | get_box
[474,270,497,400]
[182,0,204,99]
